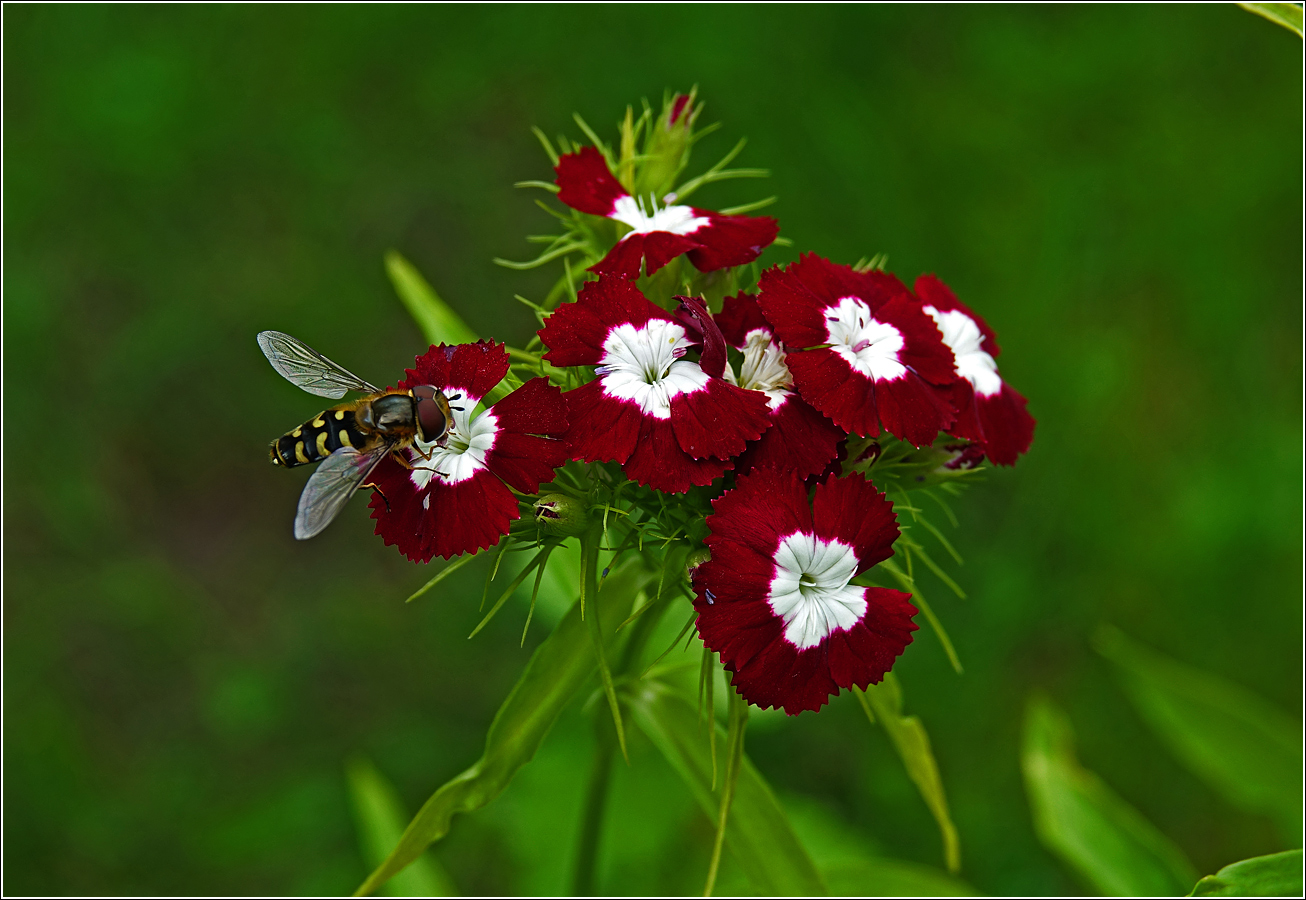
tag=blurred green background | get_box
[4,4,1301,896]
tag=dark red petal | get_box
[560,380,642,465]
[943,380,984,444]
[704,468,813,560]
[554,146,627,216]
[914,273,1001,357]
[590,234,649,279]
[622,416,730,493]
[673,296,727,378]
[539,275,671,366]
[402,341,509,404]
[736,395,845,480]
[489,376,568,436]
[486,432,569,493]
[873,372,957,447]
[876,296,957,387]
[369,464,518,562]
[640,231,700,276]
[975,381,1035,466]
[684,212,779,272]
[669,93,691,126]
[670,378,771,459]
[715,292,772,346]
[810,472,900,572]
[786,348,882,437]
[756,259,835,349]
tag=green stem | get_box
[704,690,748,896]
[571,721,616,896]
[581,523,629,760]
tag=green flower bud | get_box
[533,493,590,535]
[635,90,699,199]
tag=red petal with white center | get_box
[694,469,918,714]
[401,341,510,406]
[554,146,627,217]
[539,275,672,367]
[670,378,771,460]
[757,254,906,348]
[975,382,1035,466]
[684,211,779,273]
[483,377,570,492]
[915,273,1000,357]
[880,296,958,387]
[716,292,773,345]
[786,347,883,436]
[735,394,845,480]
[810,472,900,570]
[559,379,644,465]
[368,465,519,562]
[622,415,731,493]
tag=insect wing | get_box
[293,444,389,540]
[257,330,381,399]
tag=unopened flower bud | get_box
[533,493,590,535]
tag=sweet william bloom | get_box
[368,341,569,561]
[555,146,779,279]
[757,255,958,447]
[693,468,918,714]
[914,275,1035,466]
[538,275,771,494]
[713,292,845,479]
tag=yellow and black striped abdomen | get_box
[269,407,370,467]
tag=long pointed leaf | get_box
[354,558,651,896]
[1188,849,1303,897]
[345,757,456,897]
[1022,694,1198,896]
[629,680,827,896]
[855,675,960,872]
[1094,625,1302,840]
[384,250,479,346]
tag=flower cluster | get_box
[349,93,1034,714]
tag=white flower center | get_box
[597,320,709,420]
[768,532,866,650]
[922,306,1001,397]
[825,296,907,382]
[610,194,710,238]
[407,403,497,488]
[724,328,792,411]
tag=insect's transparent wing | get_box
[257,330,381,399]
[293,444,390,540]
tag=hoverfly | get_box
[258,331,463,540]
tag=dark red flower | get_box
[914,275,1035,466]
[714,292,845,479]
[757,254,958,447]
[368,341,569,561]
[693,468,918,715]
[554,146,779,279]
[538,275,771,494]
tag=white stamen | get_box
[768,532,865,649]
[597,320,709,419]
[923,305,1001,397]
[610,194,709,238]
[723,328,792,411]
[825,296,907,382]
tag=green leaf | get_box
[629,679,828,896]
[1239,3,1304,37]
[1188,849,1304,897]
[854,674,960,872]
[354,557,652,896]
[1094,625,1303,840]
[1022,694,1198,896]
[345,757,456,897]
[384,250,479,347]
[823,859,976,897]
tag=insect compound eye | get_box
[411,385,450,443]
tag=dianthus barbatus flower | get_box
[714,292,845,479]
[757,255,958,447]
[368,341,569,561]
[538,275,771,494]
[914,275,1035,466]
[554,146,779,279]
[693,468,918,714]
